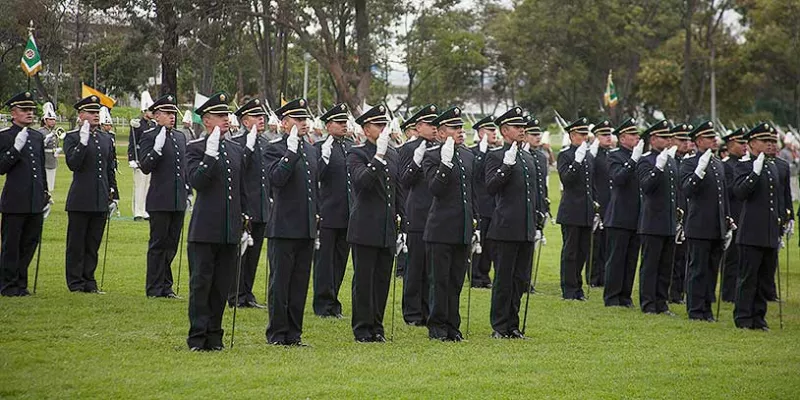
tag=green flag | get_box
[603,70,618,108]
[20,34,42,77]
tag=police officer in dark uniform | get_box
[680,121,732,321]
[486,107,541,339]
[185,92,247,351]
[523,115,549,292]
[557,117,594,301]
[228,98,270,309]
[732,123,781,330]
[263,98,318,346]
[637,120,678,315]
[398,104,439,326]
[589,120,613,287]
[422,107,476,341]
[138,94,187,299]
[393,117,418,278]
[312,103,353,318]
[347,105,398,342]
[767,140,793,301]
[469,115,498,289]
[63,95,120,293]
[603,118,643,307]
[721,127,747,302]
[669,124,693,304]
[0,92,48,296]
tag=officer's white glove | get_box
[753,152,765,175]
[153,127,166,155]
[13,127,28,151]
[321,135,334,163]
[395,232,406,256]
[503,141,518,166]
[666,145,678,158]
[540,233,547,246]
[441,136,455,168]
[593,213,603,233]
[108,199,119,216]
[413,141,426,166]
[656,150,669,171]
[186,193,193,211]
[589,139,599,157]
[535,229,543,242]
[724,229,733,250]
[631,140,645,162]
[42,197,54,219]
[246,124,258,151]
[315,232,321,250]
[695,148,712,179]
[128,160,138,169]
[479,133,489,153]
[376,127,390,158]
[287,125,299,153]
[785,219,794,239]
[240,232,254,256]
[522,142,531,152]
[779,237,786,249]
[79,120,90,146]
[205,126,220,158]
[575,141,588,163]
[471,231,482,255]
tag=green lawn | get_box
[1,145,799,399]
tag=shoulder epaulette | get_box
[609,148,620,152]
[230,132,244,139]
[559,146,570,153]
[427,145,441,151]
[683,153,692,159]
[489,146,504,152]
[641,151,651,158]
[0,127,11,133]
[721,156,730,162]
[269,137,283,143]
[740,153,751,162]
[143,126,158,134]
[188,137,206,144]
[353,143,366,148]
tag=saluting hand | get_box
[13,127,28,151]
[413,141,426,166]
[441,136,455,168]
[287,125,299,153]
[574,141,588,163]
[321,135,334,163]
[246,124,258,151]
[479,132,489,153]
[631,140,644,162]
[205,126,221,158]
[753,152,765,175]
[589,138,599,157]
[522,142,531,153]
[154,127,167,155]
[666,145,678,158]
[376,126,390,158]
[656,149,669,171]
[503,141,518,166]
[79,120,90,146]
[694,148,713,179]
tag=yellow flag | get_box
[81,83,116,109]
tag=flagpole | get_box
[26,21,34,91]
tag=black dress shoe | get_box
[373,334,387,343]
[509,329,526,339]
[355,336,373,343]
[491,331,508,339]
[189,346,205,352]
[429,335,449,342]
[705,316,716,322]
[575,296,587,301]
[286,340,309,347]
[406,320,425,327]
[268,340,286,346]
[758,326,770,332]
[246,301,266,309]
[18,289,31,297]
[209,345,224,351]
[334,313,344,319]
[448,333,464,342]
[165,293,182,300]
[662,310,677,317]
[86,289,106,295]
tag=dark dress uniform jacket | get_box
[0,124,48,213]
[346,142,399,248]
[637,150,678,236]
[423,144,476,245]
[265,135,318,239]
[63,128,119,212]
[680,153,729,240]
[604,147,639,230]
[485,143,539,242]
[128,118,155,162]
[186,136,247,244]
[232,132,271,224]
[556,145,595,227]
[396,138,418,229]
[533,148,550,219]
[723,155,743,223]
[400,139,436,233]
[733,155,781,248]
[315,136,352,229]
[594,147,612,218]
[773,157,794,223]
[470,145,493,220]
[138,126,189,212]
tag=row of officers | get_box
[0,90,789,352]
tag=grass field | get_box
[1,141,799,399]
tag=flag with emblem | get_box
[603,70,618,108]
[20,33,42,77]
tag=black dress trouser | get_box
[734,244,776,329]
[588,229,606,286]
[639,234,674,313]
[669,242,687,302]
[313,227,350,316]
[560,224,590,299]
[0,213,43,296]
[403,231,429,324]
[603,227,639,307]
[66,211,107,292]
[351,244,393,340]
[686,238,722,320]
[228,222,267,306]
[490,240,534,334]
[426,242,468,339]
[186,241,236,350]
[470,216,493,287]
[266,238,314,344]
[146,211,184,297]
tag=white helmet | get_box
[42,102,57,119]
[140,91,154,112]
[229,113,240,128]
[100,106,113,125]
[182,109,193,125]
